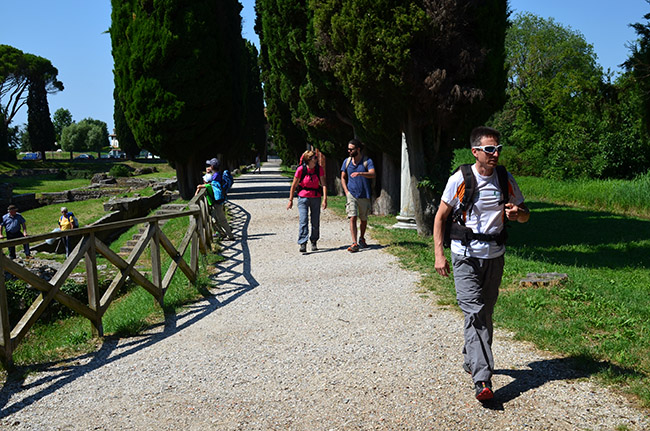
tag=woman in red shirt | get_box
[287,150,327,253]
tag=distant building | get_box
[110,129,120,149]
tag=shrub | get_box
[5,278,92,325]
[110,164,131,177]
[57,168,94,180]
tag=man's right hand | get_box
[435,256,450,277]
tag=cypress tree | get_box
[113,89,139,159]
[111,0,249,197]
[27,79,56,159]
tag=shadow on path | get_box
[480,356,642,410]
[0,198,258,418]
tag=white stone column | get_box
[393,133,417,229]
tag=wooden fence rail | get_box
[0,190,214,367]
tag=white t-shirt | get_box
[441,164,524,259]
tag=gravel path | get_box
[0,158,648,430]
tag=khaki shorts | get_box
[346,193,371,220]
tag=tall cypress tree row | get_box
[111,0,249,197]
[256,0,312,164]
[314,0,508,234]
[241,41,268,161]
[256,0,353,165]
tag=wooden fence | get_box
[0,190,214,367]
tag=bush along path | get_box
[0,157,648,430]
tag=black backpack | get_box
[443,164,510,247]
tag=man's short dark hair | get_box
[7,204,18,211]
[348,139,364,150]
[470,126,500,147]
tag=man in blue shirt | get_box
[340,139,375,252]
[1,205,31,259]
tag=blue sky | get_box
[1,0,647,136]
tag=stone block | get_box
[519,272,568,288]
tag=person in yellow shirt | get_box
[58,207,78,256]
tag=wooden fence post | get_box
[0,256,13,369]
[191,215,199,282]
[85,233,103,337]
[150,221,163,307]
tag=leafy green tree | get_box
[6,124,21,150]
[624,2,650,135]
[81,117,109,151]
[315,0,508,234]
[53,108,73,144]
[60,122,86,152]
[59,118,108,153]
[594,72,650,178]
[489,13,604,179]
[111,0,249,198]
[17,126,30,151]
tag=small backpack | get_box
[444,164,510,247]
[221,170,233,194]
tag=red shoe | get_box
[347,243,359,253]
[475,381,493,401]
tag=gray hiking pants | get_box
[451,252,504,383]
[211,203,234,239]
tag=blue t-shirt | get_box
[341,156,374,199]
[2,213,26,234]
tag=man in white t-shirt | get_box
[433,126,530,402]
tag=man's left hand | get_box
[505,203,530,222]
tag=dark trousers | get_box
[6,231,30,259]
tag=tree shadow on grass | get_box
[507,202,650,269]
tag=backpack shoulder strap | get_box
[495,165,509,205]
[299,163,309,183]
[458,164,476,213]
[344,157,351,170]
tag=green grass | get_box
[328,180,650,408]
[21,199,113,236]
[516,171,650,218]
[9,175,91,194]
